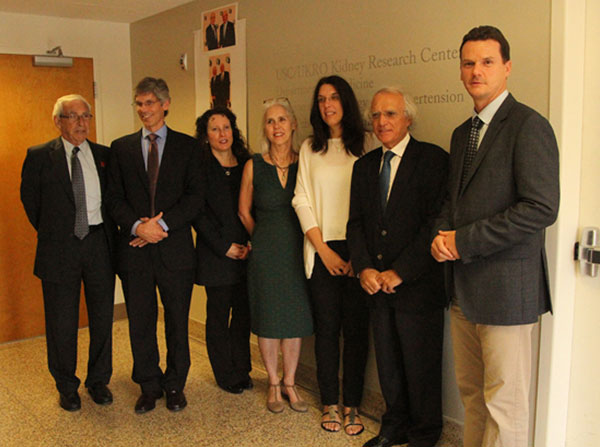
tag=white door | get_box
[535,1,600,446]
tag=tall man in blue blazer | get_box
[20,94,116,411]
[348,88,448,447]
[107,77,203,414]
[431,26,559,447]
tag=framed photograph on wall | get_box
[202,3,238,53]
[195,18,246,134]
[208,54,231,109]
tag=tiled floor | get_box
[0,320,460,446]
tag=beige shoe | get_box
[282,383,308,413]
[267,383,285,413]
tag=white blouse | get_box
[292,135,377,278]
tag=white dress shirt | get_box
[380,132,411,203]
[62,137,102,225]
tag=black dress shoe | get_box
[165,389,187,412]
[87,383,113,405]
[220,383,243,394]
[134,391,162,414]
[237,377,253,390]
[363,434,408,447]
[59,391,81,412]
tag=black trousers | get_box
[205,282,251,388]
[41,228,115,395]
[121,246,193,395]
[371,305,444,447]
[309,240,369,407]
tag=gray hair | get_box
[372,87,417,124]
[260,97,299,153]
[52,94,91,120]
[135,77,171,104]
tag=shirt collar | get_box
[382,132,411,158]
[61,137,90,156]
[142,124,167,140]
[474,90,509,125]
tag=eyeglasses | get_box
[263,97,290,105]
[59,113,93,122]
[133,99,160,108]
[317,93,341,104]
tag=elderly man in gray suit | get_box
[431,26,559,447]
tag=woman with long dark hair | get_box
[193,108,252,394]
[292,75,372,435]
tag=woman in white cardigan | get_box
[292,75,372,436]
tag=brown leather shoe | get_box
[282,383,308,412]
[266,383,285,413]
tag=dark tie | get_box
[147,133,159,216]
[71,147,89,240]
[460,116,484,190]
[379,150,396,210]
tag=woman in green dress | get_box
[238,98,313,414]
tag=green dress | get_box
[247,154,313,338]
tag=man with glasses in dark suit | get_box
[107,77,203,414]
[21,94,116,412]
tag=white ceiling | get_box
[0,0,196,23]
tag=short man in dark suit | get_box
[106,77,203,413]
[219,9,236,48]
[431,26,559,447]
[20,94,116,411]
[347,88,448,447]
[205,11,218,50]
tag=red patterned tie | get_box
[147,133,159,216]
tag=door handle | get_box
[574,226,600,277]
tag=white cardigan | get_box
[292,136,376,278]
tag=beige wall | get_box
[130,0,550,149]
[566,1,600,445]
[129,0,551,424]
[0,11,134,305]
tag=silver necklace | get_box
[269,151,292,181]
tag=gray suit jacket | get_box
[433,94,559,325]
